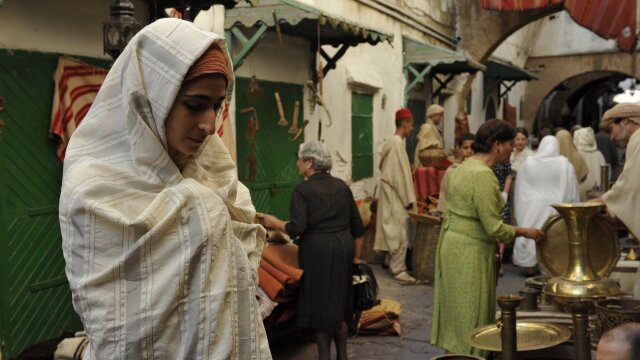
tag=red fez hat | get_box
[395,108,413,122]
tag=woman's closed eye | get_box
[184,101,222,113]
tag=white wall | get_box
[530,11,617,57]
[0,0,148,59]
[320,24,404,199]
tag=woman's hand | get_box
[524,228,544,243]
[259,214,284,231]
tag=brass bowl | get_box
[538,215,619,278]
[465,322,571,352]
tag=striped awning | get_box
[479,0,637,52]
[225,0,393,46]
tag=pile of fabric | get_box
[257,242,303,330]
[412,165,449,210]
[357,299,402,336]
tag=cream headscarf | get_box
[601,102,640,128]
[574,127,607,199]
[556,129,589,183]
[60,19,270,359]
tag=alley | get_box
[270,264,526,360]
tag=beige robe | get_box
[374,135,416,252]
[603,130,640,238]
[414,121,445,168]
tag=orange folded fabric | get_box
[262,243,303,282]
[258,267,285,301]
[261,259,296,289]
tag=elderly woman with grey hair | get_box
[262,141,365,360]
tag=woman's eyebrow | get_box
[183,94,212,101]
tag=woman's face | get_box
[498,140,514,162]
[296,157,313,177]
[165,74,227,160]
[514,132,528,151]
[459,139,474,158]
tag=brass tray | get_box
[537,214,619,278]
[465,322,571,352]
[408,211,441,225]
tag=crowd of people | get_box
[58,18,639,360]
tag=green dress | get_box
[430,159,516,356]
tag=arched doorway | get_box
[533,71,639,134]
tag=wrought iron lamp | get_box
[103,0,141,60]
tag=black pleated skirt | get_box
[297,230,354,332]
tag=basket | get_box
[409,211,441,282]
[594,299,640,342]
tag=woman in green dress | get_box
[430,119,544,356]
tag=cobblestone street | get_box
[270,263,526,359]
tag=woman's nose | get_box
[198,110,217,135]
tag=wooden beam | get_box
[404,64,432,96]
[229,23,268,70]
[320,45,351,77]
[431,73,454,99]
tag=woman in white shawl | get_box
[574,127,606,200]
[59,19,270,359]
[513,136,581,273]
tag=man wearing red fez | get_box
[374,108,419,284]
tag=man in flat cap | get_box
[375,108,418,284]
[414,104,448,169]
[594,102,640,239]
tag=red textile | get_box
[479,0,637,52]
[412,166,447,201]
[50,58,108,161]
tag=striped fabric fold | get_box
[50,58,108,161]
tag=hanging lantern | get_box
[103,0,141,60]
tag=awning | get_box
[484,58,537,98]
[479,0,637,52]
[403,38,485,75]
[225,0,393,47]
[485,58,537,81]
[403,38,484,97]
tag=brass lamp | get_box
[103,0,141,60]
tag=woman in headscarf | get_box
[59,19,270,359]
[556,129,589,184]
[574,127,606,200]
[513,136,580,275]
[261,141,365,360]
[431,120,543,357]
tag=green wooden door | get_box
[235,78,303,220]
[0,51,106,358]
[351,92,374,181]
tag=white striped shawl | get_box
[59,19,270,359]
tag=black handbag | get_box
[352,263,378,312]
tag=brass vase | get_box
[543,203,620,306]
